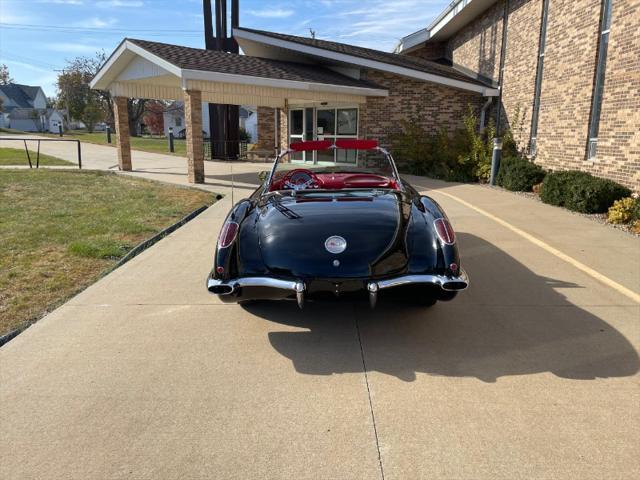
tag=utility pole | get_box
[203,0,240,160]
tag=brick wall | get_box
[256,106,289,153]
[428,0,638,189]
[405,42,446,60]
[500,0,542,150]
[257,106,276,150]
[360,69,483,152]
[579,0,640,188]
[535,0,639,189]
[446,1,505,82]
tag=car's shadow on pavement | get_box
[243,233,639,383]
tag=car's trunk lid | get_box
[257,191,407,278]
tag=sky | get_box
[0,0,448,97]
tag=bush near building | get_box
[391,108,495,182]
[540,171,631,214]
[496,156,546,192]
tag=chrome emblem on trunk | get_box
[325,236,347,254]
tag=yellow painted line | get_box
[435,190,640,304]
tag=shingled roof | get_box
[234,27,489,87]
[0,84,42,109]
[127,38,384,90]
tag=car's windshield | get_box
[271,147,396,181]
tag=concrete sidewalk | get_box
[2,193,639,479]
[0,134,268,198]
[1,138,639,478]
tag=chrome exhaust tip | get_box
[295,282,305,309]
[441,280,469,291]
[208,283,235,295]
[367,282,378,309]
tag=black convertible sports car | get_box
[206,139,468,308]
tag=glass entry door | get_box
[289,108,315,162]
[289,107,359,164]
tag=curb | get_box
[0,204,211,348]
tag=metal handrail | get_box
[0,137,82,169]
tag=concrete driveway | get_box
[1,143,639,479]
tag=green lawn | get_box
[0,169,216,337]
[43,130,187,156]
[0,147,74,166]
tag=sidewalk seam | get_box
[355,317,385,480]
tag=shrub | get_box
[496,156,546,192]
[540,171,631,213]
[607,197,636,224]
[239,127,252,143]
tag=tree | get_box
[128,99,147,136]
[57,55,107,132]
[56,51,151,136]
[143,100,165,135]
[0,64,13,85]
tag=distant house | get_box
[0,83,65,133]
[163,101,257,142]
[9,108,65,133]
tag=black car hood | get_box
[256,191,409,278]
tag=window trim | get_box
[529,0,550,157]
[586,0,613,161]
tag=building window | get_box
[175,117,182,127]
[587,0,613,160]
[529,0,550,157]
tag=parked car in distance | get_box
[206,139,468,308]
[175,128,208,139]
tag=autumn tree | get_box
[56,52,148,136]
[143,100,166,135]
[57,55,106,132]
[0,64,13,85]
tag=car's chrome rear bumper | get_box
[207,269,468,309]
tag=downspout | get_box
[479,97,493,132]
[490,0,510,186]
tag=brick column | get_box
[256,106,276,151]
[183,89,205,184]
[113,96,132,171]
[278,107,289,152]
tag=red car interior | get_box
[270,140,397,192]
[269,169,399,191]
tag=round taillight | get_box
[218,221,239,248]
[216,266,225,274]
[434,218,456,245]
[449,262,458,273]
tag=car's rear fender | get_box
[406,196,461,276]
[213,200,253,281]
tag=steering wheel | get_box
[281,169,320,191]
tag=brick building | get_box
[397,0,639,189]
[235,27,498,164]
[91,1,637,189]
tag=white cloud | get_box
[72,16,118,28]
[96,0,144,7]
[3,60,51,73]
[0,12,32,24]
[37,0,84,5]
[46,42,102,53]
[247,8,294,19]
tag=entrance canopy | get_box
[90,38,388,184]
[90,38,388,108]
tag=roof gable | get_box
[0,84,43,108]
[233,27,497,95]
[126,39,384,90]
